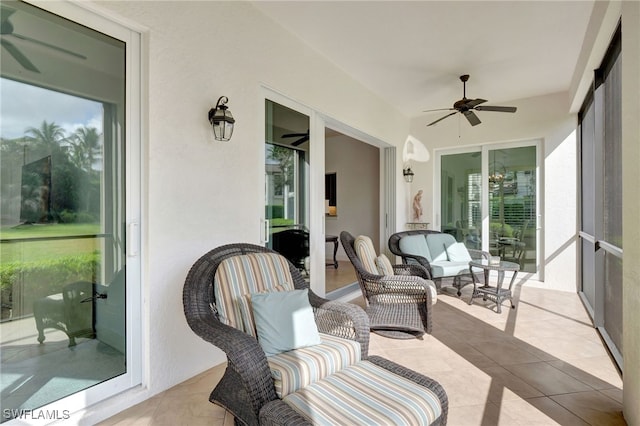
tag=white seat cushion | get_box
[430,261,472,278]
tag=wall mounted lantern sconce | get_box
[403,167,415,183]
[401,135,429,183]
[208,96,235,141]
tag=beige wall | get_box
[325,133,380,259]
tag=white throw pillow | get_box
[446,242,472,262]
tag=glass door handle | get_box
[262,219,270,244]
[127,222,139,257]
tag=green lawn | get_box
[1,223,102,263]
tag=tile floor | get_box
[100,283,626,426]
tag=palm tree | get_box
[24,120,66,156]
[69,126,101,172]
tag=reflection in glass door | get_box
[440,145,538,274]
[0,1,127,420]
[488,147,537,273]
[440,152,482,250]
[265,100,311,279]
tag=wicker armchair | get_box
[183,243,448,425]
[388,230,489,296]
[340,231,437,339]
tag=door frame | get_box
[260,86,395,296]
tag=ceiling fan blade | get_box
[423,107,455,113]
[291,136,309,146]
[463,110,481,126]
[466,98,487,108]
[426,111,457,127]
[11,32,87,59]
[282,132,307,138]
[1,38,39,72]
[475,105,517,113]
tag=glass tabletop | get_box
[469,259,520,271]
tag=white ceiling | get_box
[251,1,596,121]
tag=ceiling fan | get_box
[424,74,517,127]
[282,130,309,146]
[1,5,87,74]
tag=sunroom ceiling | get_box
[251,1,595,120]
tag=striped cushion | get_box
[268,333,361,398]
[214,253,294,332]
[283,360,442,425]
[354,235,378,274]
[375,253,395,275]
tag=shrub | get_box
[0,251,100,318]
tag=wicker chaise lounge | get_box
[183,243,448,425]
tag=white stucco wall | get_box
[407,92,578,292]
[70,0,639,424]
[79,1,410,423]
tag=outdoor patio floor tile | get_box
[100,284,627,426]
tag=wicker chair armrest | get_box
[185,314,276,409]
[368,355,448,426]
[468,249,490,260]
[392,263,432,279]
[259,400,313,426]
[399,253,433,270]
[308,292,370,358]
[360,274,433,305]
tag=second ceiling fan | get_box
[425,74,517,127]
[282,129,309,146]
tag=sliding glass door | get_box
[440,143,538,274]
[0,0,140,420]
[488,146,537,273]
[265,99,312,279]
[440,151,482,250]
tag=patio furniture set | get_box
[181,230,518,425]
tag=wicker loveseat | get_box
[183,243,448,425]
[389,230,489,296]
